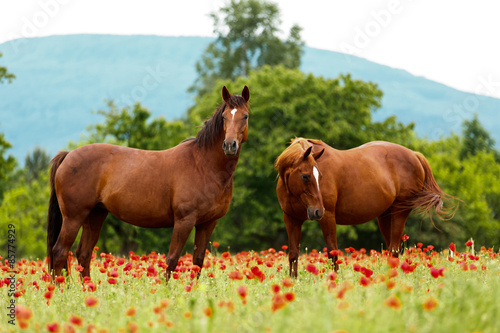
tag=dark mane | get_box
[193,95,247,148]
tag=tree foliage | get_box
[190,0,304,96]
[0,131,16,202]
[460,114,499,161]
[0,172,49,259]
[0,52,15,84]
[25,147,51,183]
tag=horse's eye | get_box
[301,174,310,182]
[243,115,249,120]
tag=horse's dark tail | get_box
[407,152,458,226]
[47,151,69,273]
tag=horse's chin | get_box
[223,151,238,157]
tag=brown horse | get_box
[47,86,250,281]
[275,138,455,277]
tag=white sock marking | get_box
[313,166,320,191]
[231,108,237,119]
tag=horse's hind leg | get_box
[378,208,412,256]
[377,209,392,252]
[76,206,108,278]
[52,215,87,277]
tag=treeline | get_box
[1,0,499,259]
[1,65,500,259]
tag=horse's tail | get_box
[47,151,69,273]
[406,152,457,226]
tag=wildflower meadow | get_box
[2,239,499,333]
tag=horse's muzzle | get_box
[222,139,238,156]
[307,207,324,220]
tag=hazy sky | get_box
[1,0,499,99]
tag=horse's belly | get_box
[111,210,174,228]
[333,191,393,225]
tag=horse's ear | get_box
[313,148,325,161]
[222,86,231,103]
[303,146,313,160]
[242,86,250,102]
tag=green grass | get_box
[2,243,499,333]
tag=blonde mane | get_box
[275,138,322,177]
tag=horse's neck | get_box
[200,139,240,183]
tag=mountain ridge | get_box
[1,34,499,162]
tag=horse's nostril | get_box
[222,141,227,150]
[232,141,237,149]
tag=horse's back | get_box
[55,143,180,226]
[318,141,425,224]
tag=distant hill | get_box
[1,34,499,162]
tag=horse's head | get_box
[279,145,325,220]
[221,86,250,156]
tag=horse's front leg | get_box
[193,219,218,278]
[165,215,196,283]
[283,212,303,278]
[319,212,339,271]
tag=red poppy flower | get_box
[68,314,83,327]
[46,322,60,332]
[271,284,281,294]
[466,240,473,247]
[107,278,117,285]
[203,307,213,317]
[271,294,287,312]
[422,297,438,311]
[213,242,220,248]
[84,296,99,307]
[430,266,445,278]
[284,291,296,302]
[402,234,409,242]
[15,305,33,321]
[383,295,402,310]
[281,245,288,250]
[126,306,137,317]
[449,242,456,252]
[282,277,294,288]
[306,264,319,276]
[359,276,371,287]
[400,261,417,274]
[237,285,248,299]
[44,290,53,300]
[386,279,396,289]
[128,322,139,333]
[228,270,244,280]
[55,275,65,283]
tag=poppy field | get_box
[2,239,500,333]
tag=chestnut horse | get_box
[47,86,250,281]
[275,138,455,277]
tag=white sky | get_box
[1,0,499,99]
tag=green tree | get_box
[460,114,499,161]
[25,146,51,183]
[187,65,415,251]
[0,52,15,84]
[0,171,49,259]
[0,131,16,202]
[73,101,189,255]
[190,0,304,96]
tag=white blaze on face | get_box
[312,166,320,191]
[231,108,237,119]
